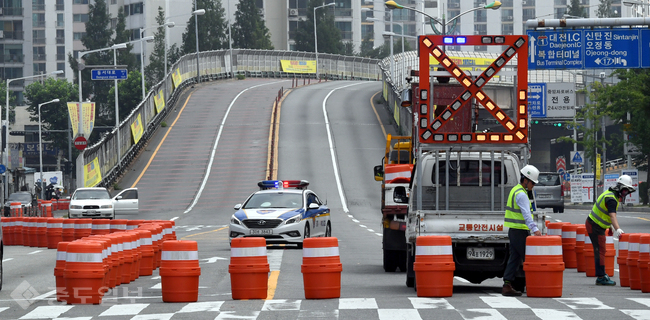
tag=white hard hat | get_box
[520,164,540,184]
[617,175,636,193]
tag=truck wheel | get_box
[553,207,559,213]
[559,206,565,213]
[383,250,398,272]
[398,250,407,272]
[406,244,416,288]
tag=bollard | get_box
[54,241,70,302]
[140,223,163,269]
[160,240,201,302]
[561,224,577,268]
[126,231,142,282]
[59,198,70,211]
[628,234,642,290]
[83,236,111,290]
[91,219,111,235]
[575,225,586,272]
[523,235,565,297]
[618,233,631,287]
[64,240,106,304]
[47,218,64,249]
[413,235,455,297]
[62,219,76,242]
[74,219,92,240]
[20,217,30,246]
[228,237,269,300]
[301,237,342,299]
[638,234,650,293]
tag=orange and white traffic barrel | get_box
[54,241,70,302]
[413,235,455,297]
[10,202,22,217]
[228,237,269,300]
[135,228,154,276]
[62,219,76,242]
[126,220,139,230]
[47,218,64,249]
[126,231,142,282]
[1,217,9,245]
[83,236,111,290]
[628,234,642,290]
[523,235,565,297]
[64,240,106,304]
[575,225,586,273]
[618,233,631,287]
[43,200,53,217]
[27,217,39,247]
[110,219,128,234]
[546,222,563,237]
[301,237,342,299]
[119,232,134,285]
[36,217,49,248]
[13,217,24,246]
[91,219,111,235]
[74,219,93,240]
[105,233,123,288]
[638,234,650,293]
[561,224,577,268]
[160,240,201,302]
[605,230,616,277]
[583,233,596,277]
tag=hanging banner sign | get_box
[84,157,102,188]
[131,114,144,144]
[280,60,317,73]
[172,68,182,89]
[621,169,640,205]
[82,102,95,136]
[68,103,80,138]
[154,89,165,114]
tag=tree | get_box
[181,0,229,55]
[145,7,168,86]
[294,0,344,55]
[23,78,79,153]
[107,71,144,122]
[567,0,586,17]
[232,0,274,49]
[167,44,183,69]
[1,80,18,125]
[597,0,615,18]
[114,7,137,71]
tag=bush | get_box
[161,121,167,127]
[113,183,121,190]
[237,74,245,80]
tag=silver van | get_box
[534,172,564,213]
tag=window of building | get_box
[474,10,487,23]
[56,0,64,10]
[336,21,352,40]
[335,0,350,8]
[57,46,65,61]
[111,18,117,29]
[73,32,86,40]
[554,0,567,5]
[73,14,89,22]
[73,0,89,4]
[424,1,437,8]
[523,8,536,20]
[361,24,373,39]
[57,63,65,76]
[33,29,45,44]
[33,63,46,73]
[25,125,38,143]
[502,9,513,22]
[474,24,487,35]
[501,0,513,6]
[56,30,65,44]
[57,13,65,27]
[111,0,117,4]
[130,2,144,15]
[502,23,513,35]
[554,7,567,18]
[32,13,45,28]
[124,4,129,16]
[522,0,535,6]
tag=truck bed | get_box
[411,185,513,211]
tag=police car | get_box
[229,180,331,247]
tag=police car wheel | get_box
[304,223,310,239]
[325,222,331,237]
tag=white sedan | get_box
[229,180,331,248]
[68,187,138,219]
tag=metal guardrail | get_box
[85,49,380,189]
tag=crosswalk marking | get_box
[379,309,423,320]
[339,298,378,309]
[481,296,530,309]
[532,309,582,320]
[555,298,614,310]
[99,303,149,316]
[215,311,260,319]
[130,314,174,320]
[627,298,650,308]
[408,297,454,309]
[297,310,339,319]
[177,301,224,313]
[262,299,301,311]
[620,309,650,320]
[457,308,507,320]
[20,306,73,319]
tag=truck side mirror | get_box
[393,186,409,203]
[374,165,384,181]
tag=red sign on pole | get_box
[556,156,566,173]
[74,136,88,151]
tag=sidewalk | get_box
[565,202,650,213]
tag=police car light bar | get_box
[258,180,310,190]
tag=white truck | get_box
[404,147,546,287]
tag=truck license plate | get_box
[250,229,273,235]
[537,194,552,199]
[467,247,494,260]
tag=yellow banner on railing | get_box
[84,157,102,187]
[131,114,144,144]
[154,89,165,114]
[172,68,182,88]
[280,60,316,73]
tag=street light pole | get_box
[140,23,174,100]
[39,98,60,200]
[228,0,234,78]
[193,7,206,84]
[4,70,63,200]
[314,2,336,79]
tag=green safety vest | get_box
[588,190,619,229]
[504,184,531,230]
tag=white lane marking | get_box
[408,297,454,309]
[454,276,470,283]
[130,314,174,320]
[2,258,13,262]
[28,250,43,255]
[215,311,259,320]
[150,283,161,289]
[268,250,283,271]
[359,225,367,228]
[184,80,289,214]
[555,297,614,309]
[480,296,529,309]
[262,300,301,311]
[347,215,353,218]
[170,217,179,221]
[339,298,378,309]
[34,290,57,300]
[367,229,375,232]
[322,81,368,213]
[19,306,73,319]
[177,301,224,313]
[201,257,228,264]
[100,304,149,316]
[185,225,204,232]
[0,307,7,313]
[532,309,582,320]
[628,298,650,308]
[378,309,422,320]
[375,233,382,236]
[457,309,507,320]
[151,276,161,280]
[352,219,359,223]
[53,317,92,320]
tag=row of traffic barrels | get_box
[0,218,175,248]
[229,237,342,299]
[617,233,650,292]
[5,199,69,217]
[547,222,616,276]
[54,220,200,304]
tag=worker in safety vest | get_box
[586,174,636,286]
[502,164,542,297]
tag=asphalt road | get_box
[1,79,650,320]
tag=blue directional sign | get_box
[91,69,128,80]
[0,164,5,174]
[643,29,650,68]
[527,28,648,69]
[527,83,546,118]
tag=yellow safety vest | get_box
[504,184,531,230]
[588,190,619,229]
